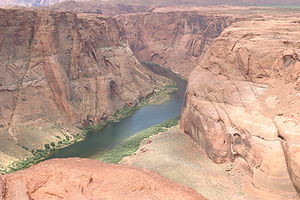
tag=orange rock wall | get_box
[119,12,234,78]
[181,18,300,199]
[0,8,163,167]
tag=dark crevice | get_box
[278,134,286,141]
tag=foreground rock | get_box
[0,158,206,200]
[181,16,300,199]
[119,12,234,78]
[0,8,165,169]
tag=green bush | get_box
[4,80,179,174]
[98,116,179,164]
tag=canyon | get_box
[0,8,167,170]
[118,12,234,78]
[0,1,300,200]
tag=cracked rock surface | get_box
[181,17,300,200]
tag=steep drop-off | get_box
[119,12,235,78]
[0,8,164,170]
[181,17,300,199]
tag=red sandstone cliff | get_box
[118,12,234,78]
[181,17,300,199]
[0,8,165,169]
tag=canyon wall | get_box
[181,17,300,199]
[119,12,234,78]
[0,8,164,169]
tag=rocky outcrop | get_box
[181,17,300,199]
[0,8,164,169]
[0,158,206,200]
[119,12,234,78]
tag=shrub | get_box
[98,116,179,164]
[44,144,50,149]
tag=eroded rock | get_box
[119,12,235,78]
[0,8,165,168]
[181,17,300,199]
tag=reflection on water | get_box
[46,63,186,160]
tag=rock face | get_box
[181,17,300,199]
[0,158,206,200]
[0,8,164,169]
[119,12,234,78]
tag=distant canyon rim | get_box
[0,1,300,200]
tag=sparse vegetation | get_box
[98,116,180,164]
[84,80,177,133]
[3,81,178,174]
[5,134,82,173]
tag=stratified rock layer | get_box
[181,17,300,199]
[0,8,163,168]
[119,12,234,77]
[0,158,206,200]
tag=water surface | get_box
[47,64,186,159]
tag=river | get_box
[46,63,186,160]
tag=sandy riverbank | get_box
[121,127,247,200]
